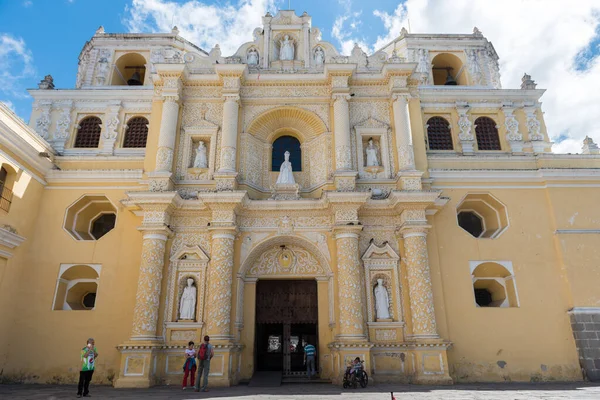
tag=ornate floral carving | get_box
[219,146,236,171]
[525,107,543,141]
[54,107,72,140]
[131,235,168,338]
[171,330,197,341]
[467,49,484,86]
[156,146,174,172]
[503,107,522,141]
[35,106,51,139]
[335,232,366,338]
[204,234,235,338]
[457,107,474,141]
[335,145,352,170]
[248,245,324,276]
[104,114,120,140]
[375,329,397,341]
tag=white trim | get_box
[334,232,359,240]
[568,307,600,314]
[402,231,427,239]
[0,148,47,185]
[556,230,600,234]
[124,355,146,377]
[429,168,600,182]
[469,260,514,275]
[46,169,143,183]
[87,211,117,239]
[0,227,26,250]
[212,233,236,240]
[46,185,144,190]
[143,233,169,241]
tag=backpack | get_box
[198,343,209,360]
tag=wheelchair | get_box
[342,360,369,389]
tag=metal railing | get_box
[0,185,13,213]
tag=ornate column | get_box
[262,13,272,69]
[334,225,367,341]
[400,223,438,339]
[205,228,236,341]
[219,94,240,173]
[149,71,183,192]
[51,100,73,153]
[333,93,352,172]
[130,228,170,340]
[392,94,415,171]
[155,91,181,172]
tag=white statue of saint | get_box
[276,151,295,184]
[280,35,295,61]
[247,48,259,65]
[314,46,325,66]
[374,279,391,320]
[179,278,197,320]
[193,141,208,168]
[365,138,380,167]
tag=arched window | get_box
[123,117,149,148]
[426,117,453,150]
[74,116,102,148]
[272,135,301,171]
[0,166,13,213]
[475,117,501,150]
[53,264,101,311]
[431,53,466,85]
[471,261,519,308]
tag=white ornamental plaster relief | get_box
[248,245,325,276]
[359,230,398,255]
[457,108,474,141]
[170,233,211,257]
[375,329,397,341]
[336,234,366,336]
[349,102,390,132]
[94,49,111,86]
[243,104,329,133]
[239,86,329,99]
[350,86,388,97]
[240,232,270,266]
[205,235,235,336]
[467,49,484,86]
[299,232,331,261]
[104,114,120,140]
[503,108,522,141]
[239,133,265,187]
[525,108,543,141]
[170,216,210,228]
[404,233,437,337]
[183,86,223,99]
[131,237,167,337]
[304,133,332,186]
[238,214,331,229]
[156,147,174,172]
[35,108,51,140]
[181,102,223,128]
[54,107,72,140]
[171,330,197,341]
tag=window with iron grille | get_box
[475,117,501,150]
[74,116,102,148]
[123,117,149,148]
[426,117,453,150]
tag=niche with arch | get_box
[63,195,117,241]
[456,193,508,239]
[110,53,147,86]
[271,135,301,172]
[431,53,468,86]
[53,264,101,311]
[470,261,519,308]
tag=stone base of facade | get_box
[113,341,244,388]
[569,308,600,382]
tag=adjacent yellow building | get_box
[1,10,599,387]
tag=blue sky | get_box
[0,0,599,153]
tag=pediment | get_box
[170,245,209,262]
[354,116,390,131]
[362,241,399,261]
[184,118,219,133]
[270,10,305,26]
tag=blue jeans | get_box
[195,359,210,390]
[306,356,316,377]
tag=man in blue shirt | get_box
[303,341,316,379]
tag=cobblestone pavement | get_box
[1,383,600,400]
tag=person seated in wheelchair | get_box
[344,357,362,379]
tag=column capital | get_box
[138,226,173,241]
[332,225,363,240]
[223,94,241,103]
[398,224,431,239]
[391,92,411,103]
[332,93,351,102]
[209,226,238,240]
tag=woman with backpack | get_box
[195,335,214,392]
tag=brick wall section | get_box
[569,309,600,381]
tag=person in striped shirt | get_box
[303,341,317,379]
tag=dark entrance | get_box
[255,280,318,376]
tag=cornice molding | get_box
[45,169,144,183]
[0,226,26,258]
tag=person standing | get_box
[182,341,197,390]
[304,341,316,379]
[77,338,98,398]
[194,335,214,392]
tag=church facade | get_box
[1,10,600,387]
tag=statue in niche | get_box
[279,35,295,61]
[314,46,325,66]
[247,48,259,65]
[179,278,197,320]
[276,151,295,184]
[374,279,391,320]
[365,138,380,167]
[193,141,208,168]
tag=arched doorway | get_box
[236,235,333,378]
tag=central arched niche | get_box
[240,107,332,191]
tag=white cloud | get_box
[0,34,35,100]
[331,0,371,55]
[124,0,280,55]
[372,0,600,154]
[22,1,32,7]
